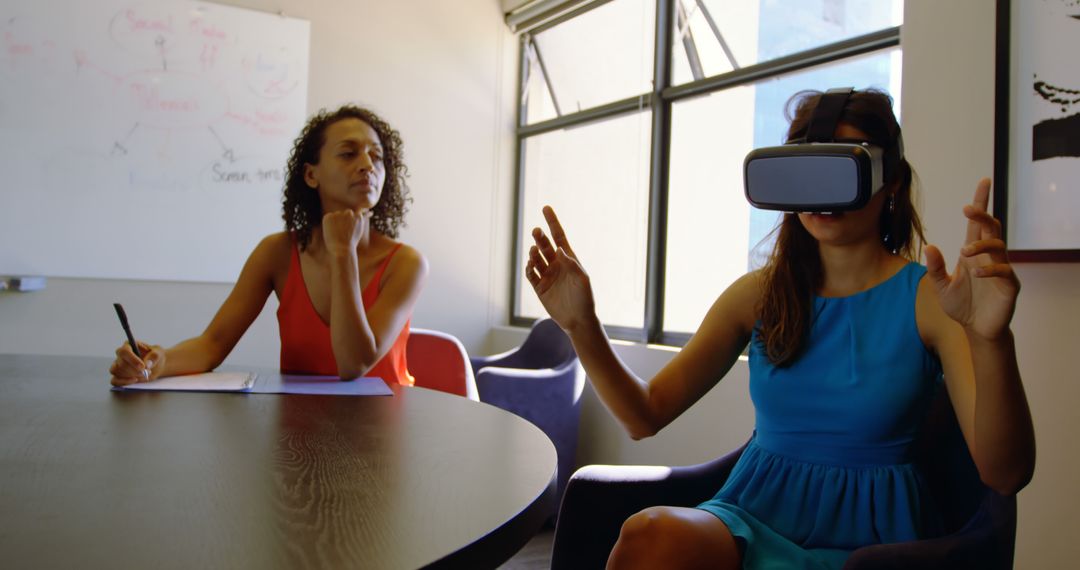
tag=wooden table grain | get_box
[0,354,557,569]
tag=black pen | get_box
[113,303,141,358]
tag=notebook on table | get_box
[117,371,256,392]
[115,371,392,396]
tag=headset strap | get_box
[805,87,854,143]
[797,87,906,181]
[883,130,905,179]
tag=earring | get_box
[883,195,896,252]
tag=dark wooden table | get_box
[0,354,556,569]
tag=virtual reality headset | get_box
[743,87,904,213]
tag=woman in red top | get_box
[108,105,428,385]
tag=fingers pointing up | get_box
[542,206,576,259]
[964,178,994,245]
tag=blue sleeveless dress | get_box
[697,262,943,569]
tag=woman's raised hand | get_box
[322,208,371,257]
[525,206,597,334]
[109,341,166,386]
[925,178,1021,340]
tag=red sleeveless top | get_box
[276,239,414,385]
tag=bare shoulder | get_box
[733,269,765,297]
[383,240,429,284]
[697,270,763,337]
[252,232,293,266]
[727,270,764,312]
[391,242,427,269]
[225,232,291,295]
[258,231,293,251]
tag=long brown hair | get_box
[282,105,411,251]
[756,89,926,366]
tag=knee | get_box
[620,506,670,540]
[608,507,740,570]
[609,507,682,566]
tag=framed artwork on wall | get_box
[994,0,1080,262]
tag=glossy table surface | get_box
[0,354,556,569]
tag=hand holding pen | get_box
[110,303,165,386]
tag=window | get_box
[517,111,652,328]
[522,0,655,124]
[670,0,902,86]
[512,0,904,344]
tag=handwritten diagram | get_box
[0,0,310,282]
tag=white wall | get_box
[0,0,519,361]
[501,0,532,13]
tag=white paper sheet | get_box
[119,371,256,392]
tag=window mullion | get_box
[510,34,531,327]
[643,0,674,344]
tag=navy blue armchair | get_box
[471,319,585,523]
[551,388,1017,569]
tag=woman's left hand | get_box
[925,178,1021,340]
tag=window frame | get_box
[510,0,901,346]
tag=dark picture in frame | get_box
[994,0,1080,262]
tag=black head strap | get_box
[794,86,906,182]
[882,130,905,181]
[805,87,854,143]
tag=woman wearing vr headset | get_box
[525,88,1034,569]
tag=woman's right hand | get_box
[322,208,369,258]
[525,206,598,334]
[109,341,166,386]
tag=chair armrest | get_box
[475,364,584,410]
[843,491,1016,570]
[550,444,746,570]
[476,366,561,381]
[471,351,537,375]
[469,348,520,376]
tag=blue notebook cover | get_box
[250,373,393,396]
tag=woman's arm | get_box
[527,206,758,439]
[323,210,428,379]
[920,178,1035,495]
[110,234,281,385]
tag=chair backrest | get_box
[507,318,576,370]
[406,328,479,401]
[524,319,576,365]
[914,384,1001,533]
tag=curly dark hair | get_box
[282,105,411,250]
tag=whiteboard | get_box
[0,0,309,282]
